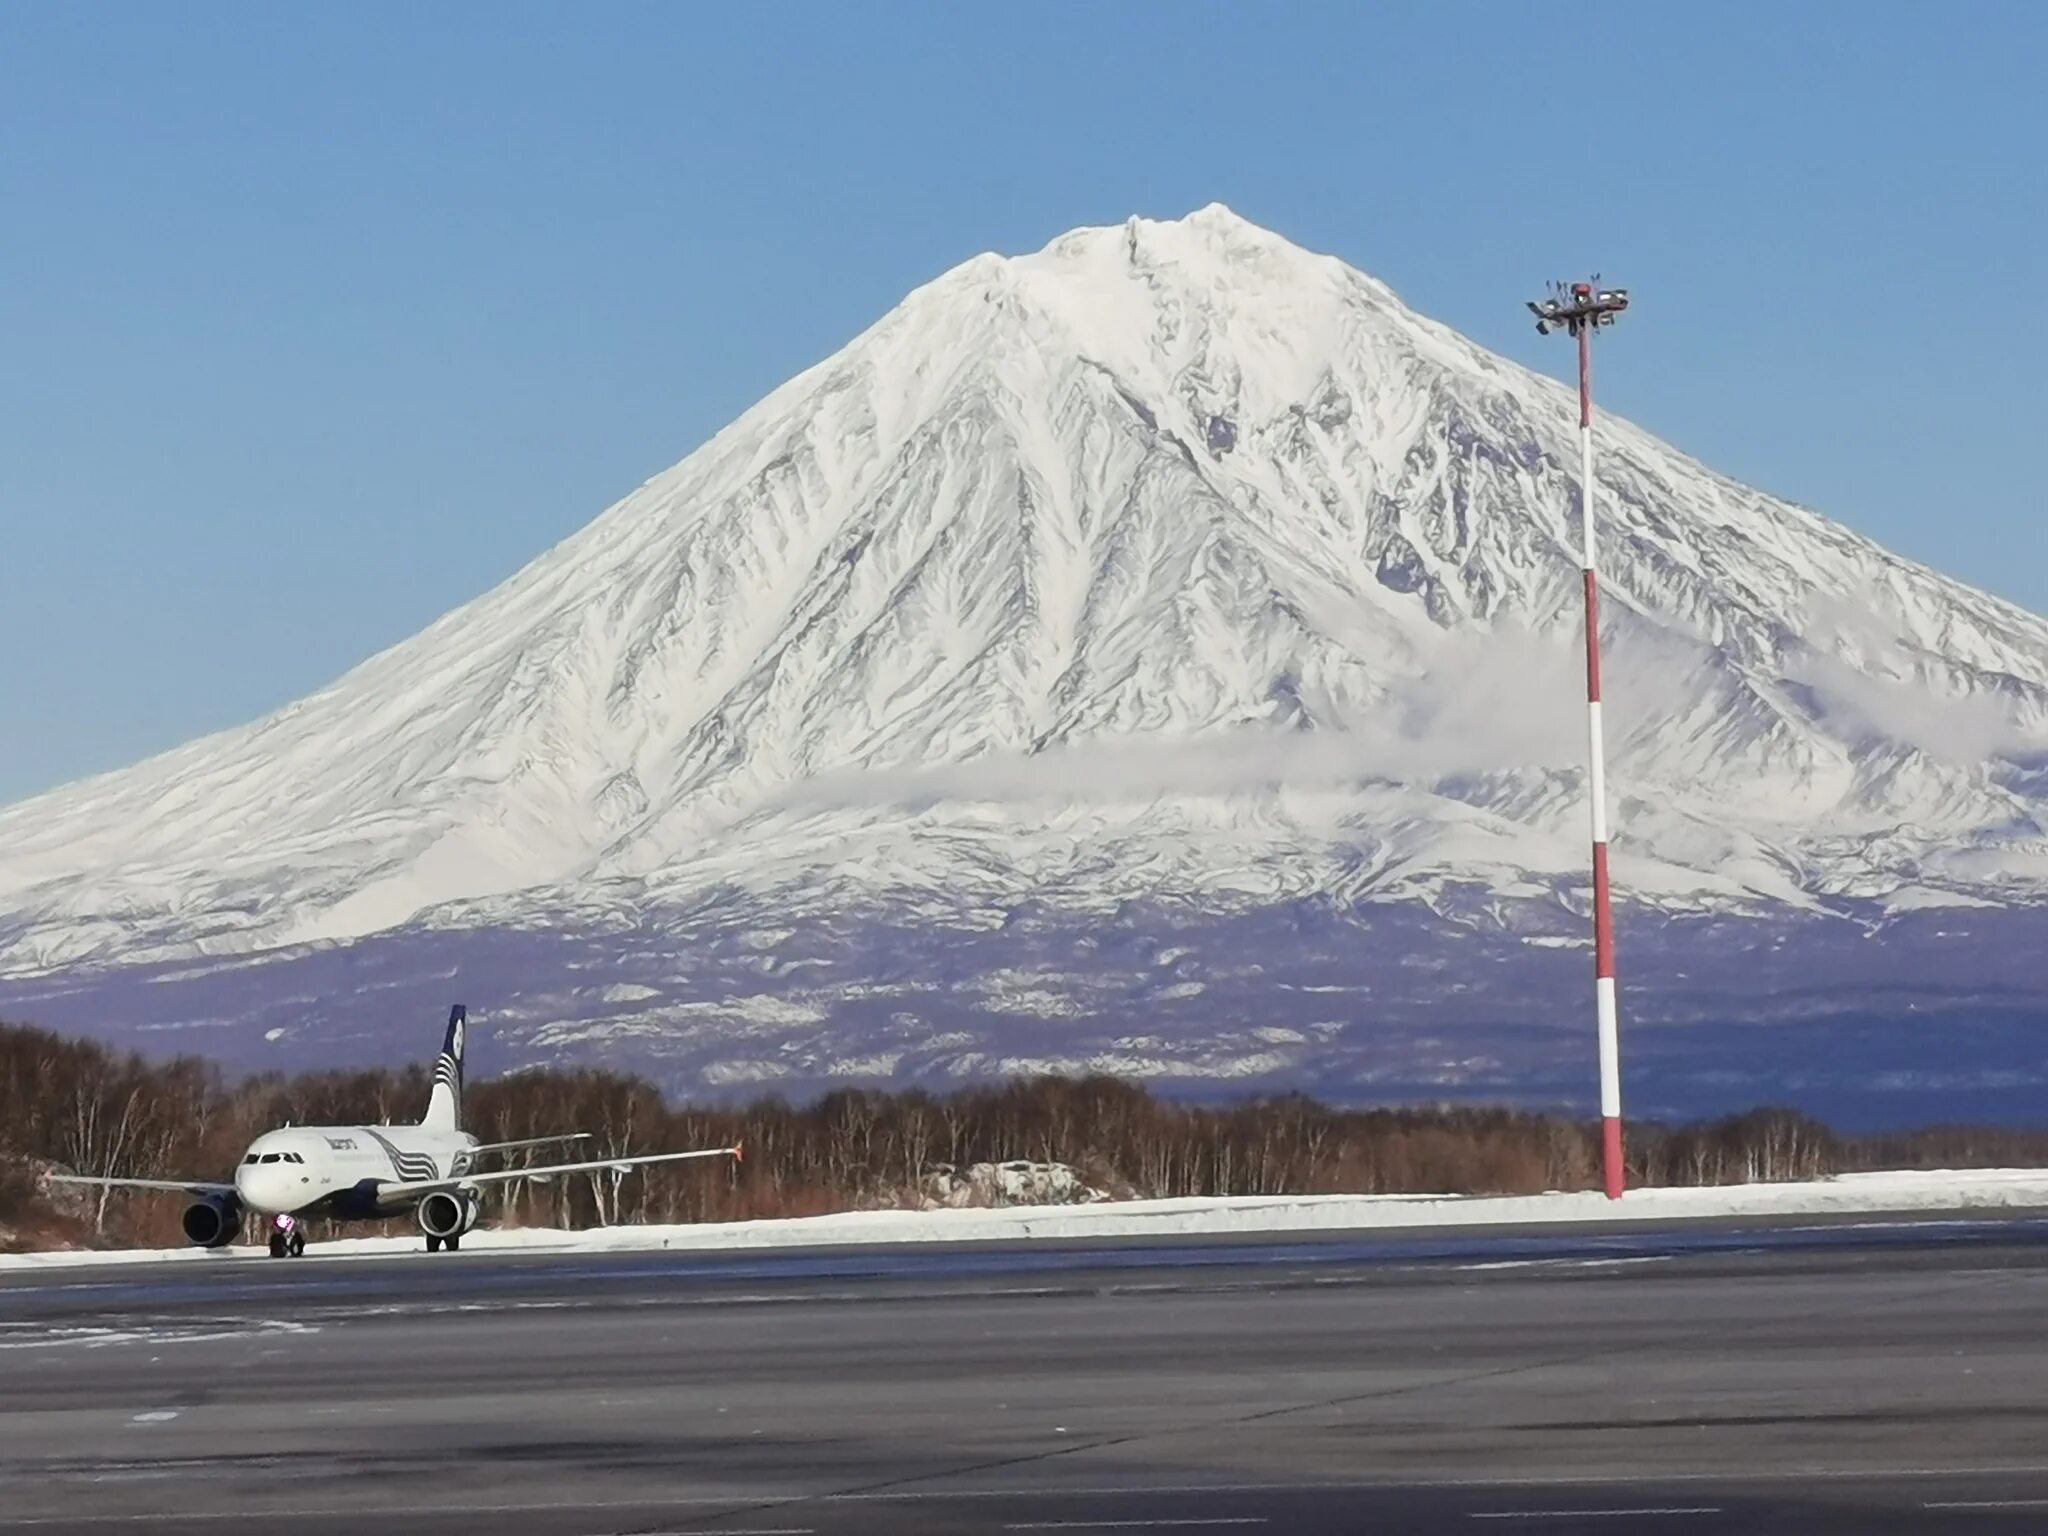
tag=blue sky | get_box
[3,3,2043,803]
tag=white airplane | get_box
[52,1005,740,1256]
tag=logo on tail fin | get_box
[441,1006,465,1075]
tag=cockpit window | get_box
[243,1154,259,1165]
[260,1153,282,1164]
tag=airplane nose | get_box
[235,1164,285,1212]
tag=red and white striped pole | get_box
[1576,324,1624,1202]
[1529,279,1630,1201]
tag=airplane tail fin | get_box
[421,1005,465,1131]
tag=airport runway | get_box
[5,1219,2048,1533]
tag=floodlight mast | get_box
[1526,279,1630,1201]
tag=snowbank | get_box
[6,1169,2048,1271]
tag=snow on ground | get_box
[6,1169,2048,1270]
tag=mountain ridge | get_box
[4,205,2046,995]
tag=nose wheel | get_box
[266,1230,306,1258]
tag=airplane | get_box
[50,1005,741,1256]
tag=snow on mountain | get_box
[3,205,2045,1104]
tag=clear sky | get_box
[3,3,2043,803]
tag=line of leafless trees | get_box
[4,1018,2044,1250]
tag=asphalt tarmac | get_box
[5,1217,2048,1533]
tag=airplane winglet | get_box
[732,1141,744,1165]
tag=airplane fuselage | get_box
[234,1124,481,1220]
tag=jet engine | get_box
[417,1190,481,1241]
[180,1194,243,1249]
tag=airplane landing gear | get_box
[425,1233,460,1253]
[267,1229,306,1258]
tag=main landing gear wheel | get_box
[426,1234,441,1253]
[426,1233,461,1253]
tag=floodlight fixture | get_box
[1527,278,1630,337]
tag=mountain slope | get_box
[4,204,2046,994]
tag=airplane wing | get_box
[466,1133,592,1156]
[45,1175,237,1197]
[375,1143,742,1198]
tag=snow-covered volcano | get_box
[3,207,2045,1111]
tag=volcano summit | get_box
[4,207,2044,1118]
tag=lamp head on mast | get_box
[1527,277,1629,337]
